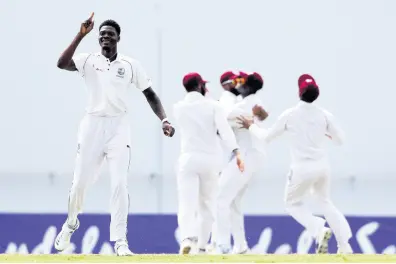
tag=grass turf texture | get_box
[0,254,395,263]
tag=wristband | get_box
[161,118,169,124]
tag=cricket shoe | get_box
[114,239,134,256]
[214,244,231,254]
[179,237,197,255]
[315,227,333,254]
[205,242,216,254]
[232,246,250,254]
[337,244,353,254]
[54,219,80,251]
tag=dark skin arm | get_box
[57,33,82,71]
[252,105,269,121]
[142,87,175,137]
[57,13,94,71]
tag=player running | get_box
[237,74,353,254]
[54,13,175,256]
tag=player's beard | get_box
[229,87,240,96]
[200,87,206,96]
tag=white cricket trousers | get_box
[285,160,352,247]
[177,152,221,249]
[216,150,263,250]
[66,114,131,242]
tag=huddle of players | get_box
[173,71,353,255]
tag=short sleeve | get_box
[132,61,152,91]
[72,53,90,77]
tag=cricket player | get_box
[207,71,247,253]
[237,74,353,254]
[218,71,242,109]
[54,13,175,256]
[173,72,245,254]
[215,72,268,254]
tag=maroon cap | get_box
[248,72,263,83]
[245,72,264,90]
[298,74,318,96]
[220,71,237,84]
[220,71,249,85]
[238,71,249,79]
[183,72,208,87]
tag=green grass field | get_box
[0,254,395,263]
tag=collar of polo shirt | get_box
[92,53,129,72]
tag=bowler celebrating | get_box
[54,13,175,256]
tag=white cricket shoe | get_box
[337,244,353,254]
[214,244,231,254]
[114,239,134,256]
[232,245,250,254]
[179,237,197,255]
[316,227,333,254]
[54,219,80,251]
[206,242,216,254]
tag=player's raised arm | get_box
[57,13,95,71]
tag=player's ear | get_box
[117,35,121,42]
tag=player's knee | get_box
[315,195,332,206]
[217,197,232,210]
[284,198,301,213]
[71,177,90,190]
[318,199,335,212]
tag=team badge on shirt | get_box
[117,68,125,78]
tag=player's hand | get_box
[162,121,175,137]
[80,12,95,36]
[252,105,268,121]
[235,152,245,172]
[237,116,254,129]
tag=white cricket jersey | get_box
[249,101,345,164]
[72,52,152,117]
[218,91,240,110]
[173,92,239,156]
[225,93,267,155]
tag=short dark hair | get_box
[246,75,263,93]
[300,85,319,103]
[184,79,200,92]
[99,20,121,35]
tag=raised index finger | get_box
[89,12,95,21]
